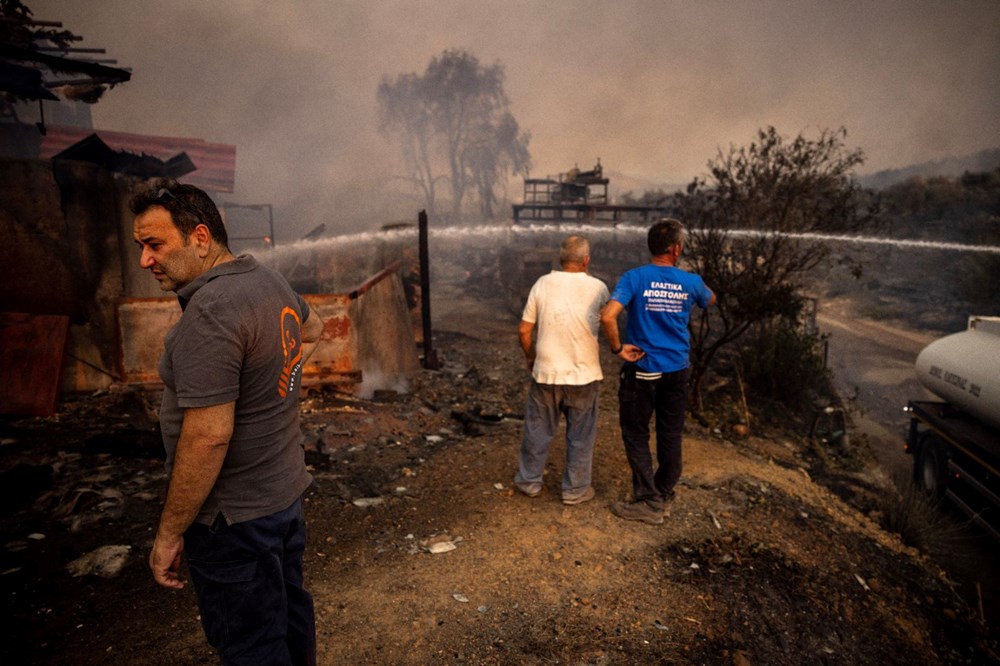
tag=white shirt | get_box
[521,270,609,385]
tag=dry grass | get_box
[880,469,972,559]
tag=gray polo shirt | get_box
[158,255,313,525]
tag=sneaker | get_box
[515,482,542,498]
[562,486,595,505]
[610,500,664,525]
[659,491,676,515]
[643,490,677,515]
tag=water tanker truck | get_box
[904,315,1000,538]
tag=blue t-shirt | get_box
[609,264,712,373]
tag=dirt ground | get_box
[2,272,998,665]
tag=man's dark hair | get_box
[130,179,229,248]
[648,218,686,256]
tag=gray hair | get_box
[560,235,590,265]
[648,218,686,255]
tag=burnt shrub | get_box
[738,320,830,409]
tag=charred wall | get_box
[0,159,135,393]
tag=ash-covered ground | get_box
[1,251,997,665]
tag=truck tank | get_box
[914,315,1000,431]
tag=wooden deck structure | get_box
[512,161,672,224]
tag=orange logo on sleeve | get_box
[278,306,303,397]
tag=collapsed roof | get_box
[0,40,131,103]
[41,126,237,192]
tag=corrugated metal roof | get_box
[40,125,236,192]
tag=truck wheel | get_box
[916,434,947,501]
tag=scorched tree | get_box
[675,126,878,410]
[377,49,531,221]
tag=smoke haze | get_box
[28,0,1000,239]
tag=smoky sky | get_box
[28,0,1000,239]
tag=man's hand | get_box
[150,402,233,590]
[150,531,186,589]
[300,302,325,365]
[518,319,536,373]
[619,343,645,363]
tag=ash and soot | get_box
[1,226,998,665]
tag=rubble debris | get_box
[54,487,124,522]
[372,390,399,402]
[66,545,131,578]
[423,533,463,554]
[304,449,331,467]
[4,540,28,553]
[449,407,516,436]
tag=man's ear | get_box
[193,224,213,255]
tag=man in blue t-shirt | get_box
[600,218,715,525]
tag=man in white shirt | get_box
[515,235,609,504]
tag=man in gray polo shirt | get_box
[132,180,323,665]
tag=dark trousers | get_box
[618,365,688,509]
[185,498,316,666]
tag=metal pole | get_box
[418,210,439,369]
[266,204,274,248]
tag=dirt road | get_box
[817,299,1000,626]
[817,299,938,481]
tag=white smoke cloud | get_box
[28,0,1000,240]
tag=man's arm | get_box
[300,302,325,364]
[149,401,234,589]
[518,319,535,371]
[599,300,644,362]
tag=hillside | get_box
[858,148,1000,191]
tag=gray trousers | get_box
[515,379,600,498]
